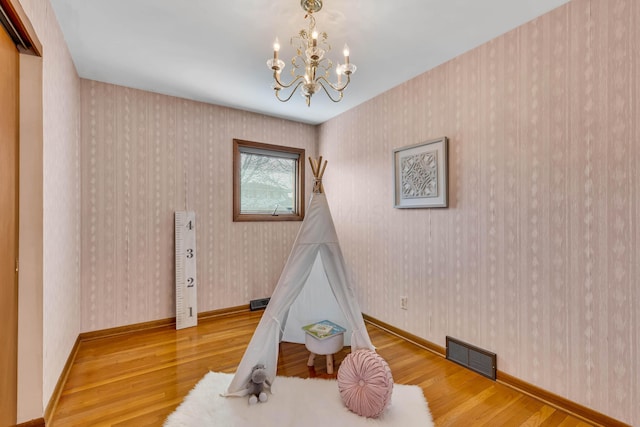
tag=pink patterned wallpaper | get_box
[80,81,317,331]
[319,0,638,424]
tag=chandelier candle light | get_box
[266,0,356,106]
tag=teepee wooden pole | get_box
[309,157,318,177]
[318,160,328,180]
[309,156,327,194]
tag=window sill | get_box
[233,213,304,222]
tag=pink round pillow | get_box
[337,349,394,418]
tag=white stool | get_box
[304,328,345,374]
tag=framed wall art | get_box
[393,136,448,208]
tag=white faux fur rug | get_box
[164,372,433,427]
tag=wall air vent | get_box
[249,297,270,311]
[446,336,497,380]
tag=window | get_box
[233,139,305,222]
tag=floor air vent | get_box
[446,336,497,380]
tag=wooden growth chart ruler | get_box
[175,211,198,329]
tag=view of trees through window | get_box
[240,153,296,214]
[233,139,305,222]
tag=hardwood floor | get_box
[50,310,593,426]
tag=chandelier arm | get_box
[273,71,306,89]
[317,73,351,92]
[316,79,344,103]
[275,81,306,103]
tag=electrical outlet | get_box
[400,296,408,310]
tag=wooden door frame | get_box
[0,21,20,426]
[0,1,41,425]
[0,0,41,56]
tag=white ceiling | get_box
[49,0,569,125]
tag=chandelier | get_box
[266,0,356,106]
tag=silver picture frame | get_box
[393,136,448,208]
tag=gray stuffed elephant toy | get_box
[247,364,271,404]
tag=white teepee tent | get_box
[224,158,375,396]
